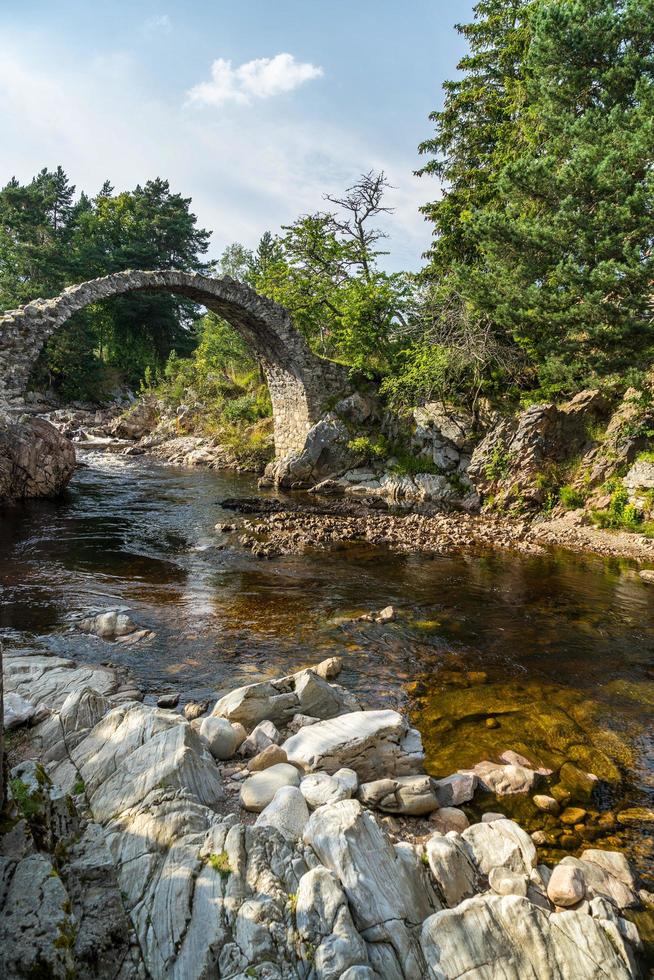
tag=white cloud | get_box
[0,39,429,271]
[187,53,323,107]
[144,14,172,35]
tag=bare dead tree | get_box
[323,171,394,280]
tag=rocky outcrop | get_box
[0,413,75,499]
[1,649,647,979]
[420,893,638,979]
[469,390,609,509]
[109,396,160,440]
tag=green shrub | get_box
[484,443,512,482]
[559,485,585,510]
[207,851,232,878]
[590,485,654,535]
[347,436,388,463]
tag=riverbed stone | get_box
[254,786,309,840]
[211,665,359,729]
[283,709,425,782]
[462,818,537,875]
[358,774,439,815]
[333,767,358,794]
[287,712,320,733]
[420,894,637,979]
[533,793,560,814]
[300,771,350,809]
[429,807,469,834]
[247,743,288,771]
[199,715,245,760]
[239,762,301,812]
[183,699,209,721]
[547,864,586,907]
[472,760,540,795]
[238,719,282,757]
[433,772,477,807]
[313,656,343,680]
[157,692,179,709]
[78,609,139,640]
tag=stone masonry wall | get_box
[0,270,350,458]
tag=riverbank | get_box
[3,645,652,978]
[8,392,651,567]
[217,494,654,568]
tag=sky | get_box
[0,0,475,272]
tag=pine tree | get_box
[418,0,534,280]
[466,0,654,384]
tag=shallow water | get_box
[1,451,653,881]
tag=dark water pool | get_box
[1,451,653,882]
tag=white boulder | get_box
[199,716,245,760]
[300,772,350,809]
[239,763,301,813]
[254,786,309,840]
[420,894,636,979]
[462,819,537,875]
[283,709,424,782]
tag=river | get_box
[1,450,653,885]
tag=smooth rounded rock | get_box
[200,716,244,760]
[533,794,560,815]
[547,864,586,907]
[333,767,358,794]
[254,786,309,840]
[240,763,300,812]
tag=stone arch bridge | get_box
[0,270,349,457]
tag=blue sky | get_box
[0,1,474,270]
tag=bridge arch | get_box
[0,270,349,457]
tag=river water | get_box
[1,451,653,884]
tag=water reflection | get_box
[0,450,653,876]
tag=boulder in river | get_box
[0,414,75,499]
[212,662,359,729]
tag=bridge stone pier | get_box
[0,270,350,458]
